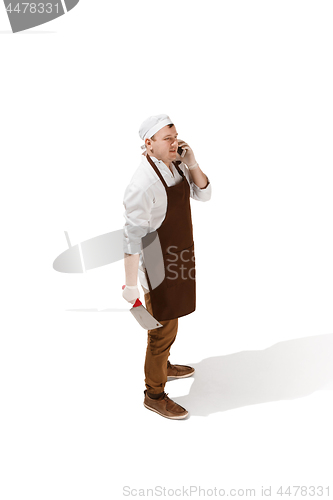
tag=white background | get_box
[0,1,332,499]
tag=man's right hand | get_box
[122,285,140,304]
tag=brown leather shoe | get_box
[167,361,195,379]
[143,391,188,420]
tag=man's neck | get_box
[148,153,173,173]
[164,161,174,175]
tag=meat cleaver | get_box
[122,286,163,330]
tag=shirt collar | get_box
[144,154,174,173]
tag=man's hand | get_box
[122,285,140,304]
[177,140,208,189]
[176,140,198,170]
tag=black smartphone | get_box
[177,146,185,157]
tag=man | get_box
[122,114,212,419]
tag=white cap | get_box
[139,114,173,142]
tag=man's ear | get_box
[145,138,153,151]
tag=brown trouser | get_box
[142,286,178,395]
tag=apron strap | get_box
[173,161,185,179]
[146,154,169,189]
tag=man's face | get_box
[146,125,178,166]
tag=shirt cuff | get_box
[123,241,142,255]
[193,177,210,190]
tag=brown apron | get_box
[141,154,196,321]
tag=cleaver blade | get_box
[130,298,163,330]
[122,286,163,330]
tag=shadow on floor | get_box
[172,333,333,417]
[66,308,128,312]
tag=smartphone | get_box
[177,146,186,158]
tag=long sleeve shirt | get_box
[123,154,212,289]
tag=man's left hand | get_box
[176,140,198,169]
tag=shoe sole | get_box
[167,371,195,380]
[143,402,188,420]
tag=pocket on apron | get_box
[164,243,195,288]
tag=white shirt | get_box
[123,154,212,289]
